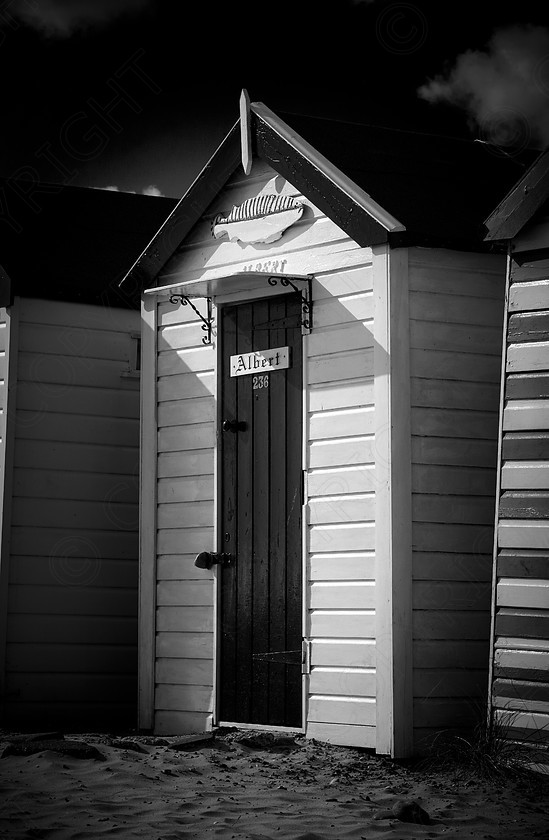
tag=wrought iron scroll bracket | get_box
[169,294,213,344]
[267,275,313,334]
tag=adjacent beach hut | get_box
[0,181,176,729]
[124,96,532,756]
[484,148,549,756]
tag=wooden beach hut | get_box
[0,181,176,730]
[124,95,533,756]
[484,148,549,757]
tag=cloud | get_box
[6,0,154,38]
[101,184,164,196]
[418,25,549,149]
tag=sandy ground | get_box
[0,728,548,840]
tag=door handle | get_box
[222,419,247,433]
[194,551,234,569]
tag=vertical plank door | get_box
[218,293,303,728]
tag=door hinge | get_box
[302,639,311,675]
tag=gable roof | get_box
[484,147,549,241]
[0,180,177,309]
[121,99,536,291]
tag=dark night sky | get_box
[2,0,549,198]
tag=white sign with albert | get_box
[230,346,290,377]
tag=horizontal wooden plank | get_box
[157,501,214,530]
[309,582,375,610]
[492,677,549,711]
[158,321,215,352]
[412,522,495,554]
[158,298,209,328]
[502,463,549,490]
[18,322,135,361]
[412,407,498,440]
[310,640,375,668]
[499,492,549,518]
[502,432,549,460]
[7,614,137,645]
[157,580,214,607]
[155,684,213,712]
[157,397,216,428]
[157,606,213,633]
[308,696,375,726]
[309,610,375,639]
[8,584,137,616]
[494,709,549,742]
[508,311,549,343]
[413,580,491,611]
[503,399,549,431]
[313,293,374,329]
[308,553,375,581]
[413,552,492,581]
[410,291,503,327]
[16,381,140,419]
[497,549,549,578]
[157,527,214,555]
[498,519,549,549]
[410,349,501,383]
[509,280,549,313]
[494,647,549,674]
[9,556,137,589]
[410,320,501,355]
[5,643,136,673]
[307,349,373,385]
[11,497,137,531]
[19,297,138,331]
[413,639,489,669]
[309,523,374,552]
[158,476,214,504]
[511,257,549,283]
[309,668,376,697]
[155,710,213,735]
[305,722,375,749]
[308,407,375,441]
[155,658,214,686]
[494,666,549,682]
[157,346,215,377]
[307,322,374,357]
[413,669,486,698]
[12,468,138,503]
[13,440,138,476]
[10,526,138,559]
[412,436,497,468]
[412,464,495,496]
[157,372,215,402]
[308,438,375,469]
[506,373,549,400]
[408,251,505,295]
[413,610,490,640]
[158,450,214,478]
[5,672,136,704]
[413,698,482,728]
[308,379,374,412]
[308,466,375,497]
[411,378,500,412]
[157,423,215,453]
[413,494,495,525]
[156,632,213,660]
[157,554,214,581]
[15,411,139,446]
[497,578,549,609]
[17,352,140,391]
[308,495,374,525]
[495,608,549,639]
[493,695,549,715]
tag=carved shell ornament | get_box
[212,194,304,245]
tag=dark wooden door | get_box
[218,293,303,728]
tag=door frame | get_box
[212,284,309,733]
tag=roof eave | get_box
[484,148,549,242]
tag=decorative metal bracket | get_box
[267,275,313,334]
[169,294,213,345]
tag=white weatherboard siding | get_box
[408,248,506,748]
[4,298,141,728]
[148,159,378,746]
